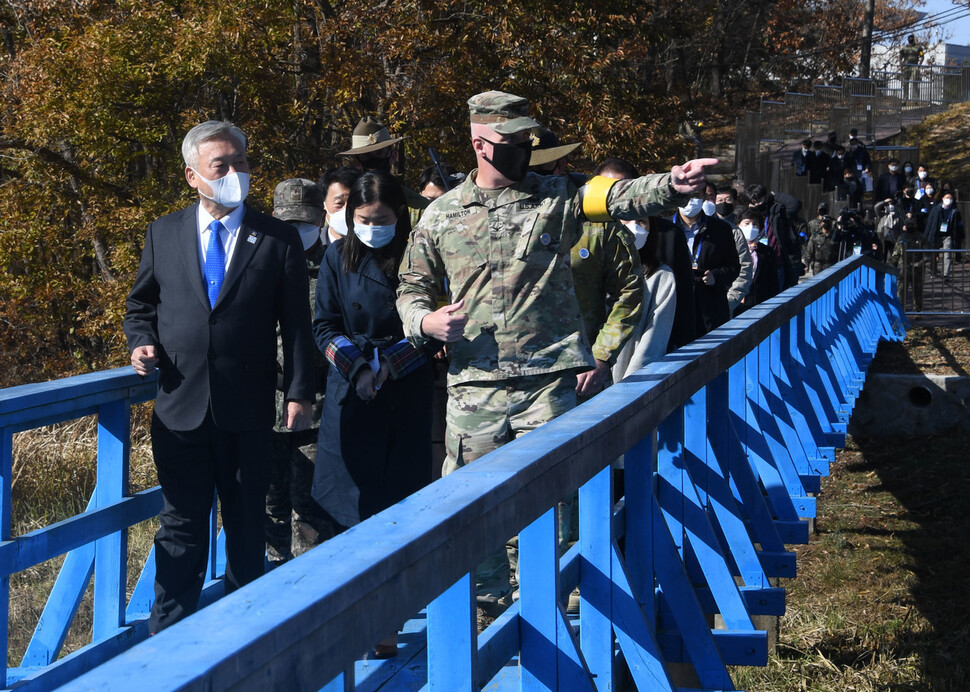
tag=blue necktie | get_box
[204,220,226,308]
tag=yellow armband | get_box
[582,175,618,223]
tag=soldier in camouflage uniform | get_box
[899,34,924,101]
[528,126,644,398]
[529,126,644,562]
[396,90,715,608]
[266,179,339,564]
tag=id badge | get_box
[853,244,862,256]
[940,220,949,235]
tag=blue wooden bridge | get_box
[0,255,905,691]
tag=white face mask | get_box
[918,170,928,180]
[326,207,348,236]
[739,222,760,242]
[679,198,705,218]
[295,222,321,251]
[354,222,396,248]
[192,169,249,208]
[701,200,717,217]
[622,219,649,250]
[889,165,899,173]
[943,198,953,208]
[925,187,935,197]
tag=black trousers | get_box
[149,411,272,633]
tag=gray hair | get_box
[181,120,248,169]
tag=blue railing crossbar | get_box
[0,255,904,691]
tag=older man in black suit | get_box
[124,120,315,633]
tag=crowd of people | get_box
[121,90,962,655]
[792,131,964,309]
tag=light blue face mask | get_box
[354,222,396,248]
[679,198,705,218]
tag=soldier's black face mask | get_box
[481,137,532,182]
[357,151,392,173]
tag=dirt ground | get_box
[869,327,970,376]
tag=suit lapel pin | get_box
[247,232,258,244]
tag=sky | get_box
[916,0,970,46]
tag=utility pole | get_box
[860,0,876,79]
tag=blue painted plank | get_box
[0,368,154,416]
[655,465,752,631]
[2,426,12,688]
[7,619,148,691]
[125,546,155,620]
[623,432,657,629]
[427,574,475,691]
[696,382,770,588]
[0,374,156,433]
[0,488,162,577]
[608,546,675,691]
[22,493,96,667]
[650,498,732,689]
[94,400,130,641]
[693,586,786,617]
[578,466,613,691]
[477,602,519,685]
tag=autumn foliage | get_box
[0,0,920,387]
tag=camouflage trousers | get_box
[902,66,918,99]
[443,371,578,604]
[265,429,340,564]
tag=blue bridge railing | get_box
[1,255,904,691]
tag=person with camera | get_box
[835,207,881,261]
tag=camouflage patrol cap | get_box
[528,126,581,167]
[273,178,324,249]
[339,116,405,155]
[468,90,541,135]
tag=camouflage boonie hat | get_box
[528,126,582,167]
[339,116,405,155]
[468,90,541,135]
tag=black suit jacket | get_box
[124,203,315,432]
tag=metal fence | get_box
[735,64,970,192]
[898,249,970,324]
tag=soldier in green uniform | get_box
[899,34,924,102]
[266,178,339,563]
[528,126,644,397]
[340,116,429,226]
[396,90,716,612]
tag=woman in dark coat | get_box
[311,171,434,526]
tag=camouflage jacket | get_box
[275,242,327,432]
[899,43,923,66]
[397,170,685,385]
[890,230,925,269]
[571,221,643,365]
